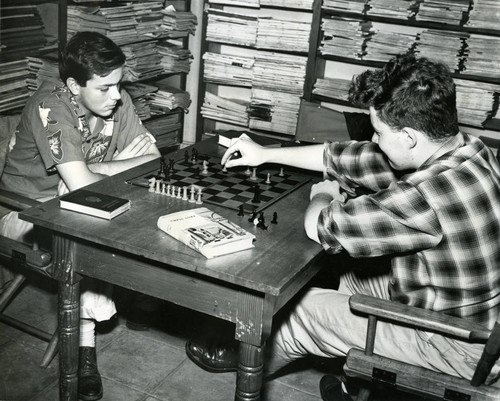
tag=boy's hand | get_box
[113,133,156,161]
[221,133,266,168]
[310,180,346,202]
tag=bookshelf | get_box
[196,0,315,142]
[196,0,500,146]
[0,0,197,153]
[306,0,500,140]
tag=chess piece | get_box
[177,186,182,199]
[279,167,284,177]
[161,182,166,195]
[148,177,156,193]
[271,212,278,224]
[189,186,196,203]
[196,188,203,204]
[201,160,209,175]
[184,150,189,163]
[249,167,258,181]
[265,173,271,184]
[245,167,252,176]
[166,184,172,197]
[252,184,261,203]
[222,164,228,173]
[155,180,161,194]
[248,209,257,223]
[257,212,267,230]
[238,205,245,216]
[182,186,188,201]
[157,156,166,180]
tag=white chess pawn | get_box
[169,185,175,197]
[182,186,188,201]
[249,167,258,181]
[189,186,196,203]
[176,186,182,199]
[155,180,161,194]
[196,188,203,204]
[161,182,166,195]
[279,167,284,177]
[166,184,172,196]
[265,173,271,184]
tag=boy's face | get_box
[369,107,413,171]
[75,67,123,118]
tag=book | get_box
[59,189,131,220]
[157,207,255,259]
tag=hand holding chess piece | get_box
[221,133,266,169]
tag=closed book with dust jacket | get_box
[157,207,255,258]
[59,189,131,219]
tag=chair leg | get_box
[40,330,59,368]
[0,273,26,311]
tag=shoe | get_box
[78,347,103,401]
[126,294,162,331]
[320,375,353,401]
[185,339,239,373]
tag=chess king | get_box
[0,32,160,400]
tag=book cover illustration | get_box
[157,207,255,258]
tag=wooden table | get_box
[20,137,325,401]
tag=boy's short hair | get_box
[59,31,126,87]
[349,53,459,140]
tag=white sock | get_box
[79,319,96,348]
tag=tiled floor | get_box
[0,271,420,401]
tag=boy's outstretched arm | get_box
[221,134,325,172]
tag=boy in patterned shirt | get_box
[0,32,160,400]
[188,53,500,398]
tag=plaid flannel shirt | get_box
[318,132,500,328]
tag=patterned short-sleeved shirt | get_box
[0,81,150,200]
[318,133,500,328]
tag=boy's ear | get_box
[66,78,80,96]
[402,127,418,149]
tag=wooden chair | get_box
[0,114,58,367]
[344,294,500,401]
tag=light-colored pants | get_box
[266,269,500,386]
[0,211,116,322]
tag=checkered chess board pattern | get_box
[127,154,310,213]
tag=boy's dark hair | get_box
[59,31,126,87]
[349,53,459,140]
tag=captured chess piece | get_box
[257,212,267,230]
[271,212,278,224]
[238,205,245,216]
[248,208,258,223]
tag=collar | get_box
[422,132,465,167]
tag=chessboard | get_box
[126,153,311,213]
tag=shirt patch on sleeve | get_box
[48,129,64,162]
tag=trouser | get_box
[266,269,500,386]
[0,211,116,322]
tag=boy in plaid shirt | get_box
[188,53,500,398]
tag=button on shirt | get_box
[318,133,500,329]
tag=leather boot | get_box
[78,346,103,401]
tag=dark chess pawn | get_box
[252,184,261,203]
[248,209,258,223]
[257,212,267,230]
[271,212,278,224]
[238,205,245,216]
[194,167,200,178]
[184,150,189,163]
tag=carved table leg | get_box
[53,235,80,401]
[235,342,264,401]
